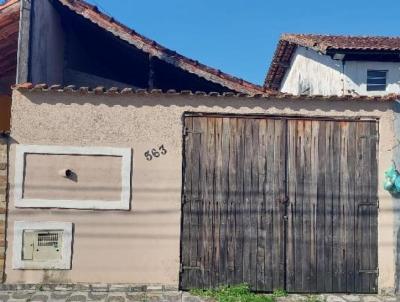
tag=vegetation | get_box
[304,295,324,302]
[271,289,288,298]
[190,284,275,302]
[190,284,327,302]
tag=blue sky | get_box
[86,0,400,86]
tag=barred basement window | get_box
[367,70,387,91]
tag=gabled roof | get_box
[0,0,19,79]
[56,0,265,94]
[264,33,400,90]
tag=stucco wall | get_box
[281,46,400,96]
[6,90,398,292]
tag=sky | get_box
[86,0,400,86]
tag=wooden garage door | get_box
[180,115,378,294]
[286,119,378,293]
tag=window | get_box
[367,70,387,91]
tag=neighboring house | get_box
[265,34,400,96]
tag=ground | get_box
[0,291,397,302]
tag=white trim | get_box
[13,221,73,270]
[14,145,132,210]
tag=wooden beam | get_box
[16,0,32,84]
[148,54,155,89]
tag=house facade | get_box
[265,34,400,96]
[7,84,397,295]
[2,0,400,296]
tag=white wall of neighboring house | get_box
[281,46,400,96]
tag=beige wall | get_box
[6,90,397,292]
[23,154,122,202]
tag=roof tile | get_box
[12,83,399,103]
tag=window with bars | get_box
[367,70,387,91]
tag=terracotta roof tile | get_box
[282,34,400,52]
[12,83,399,102]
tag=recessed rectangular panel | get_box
[14,145,132,210]
[23,154,122,202]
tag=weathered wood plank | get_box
[226,118,237,286]
[324,121,334,292]
[274,119,286,290]
[346,122,356,293]
[295,120,304,292]
[337,122,348,292]
[214,118,223,286]
[309,120,319,291]
[189,117,202,288]
[234,119,245,285]
[256,119,267,291]
[206,118,216,288]
[286,120,296,292]
[359,122,370,293]
[219,118,230,286]
[181,117,193,289]
[301,120,312,293]
[198,117,209,288]
[315,121,326,292]
[243,119,253,285]
[368,122,379,293]
[250,119,259,289]
[265,119,276,291]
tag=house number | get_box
[145,145,167,161]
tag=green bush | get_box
[272,289,287,298]
[190,284,275,302]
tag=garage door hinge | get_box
[183,127,202,136]
[181,265,201,271]
[358,269,379,275]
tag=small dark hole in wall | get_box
[65,169,78,182]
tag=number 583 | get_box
[144,145,167,161]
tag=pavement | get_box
[0,290,397,302]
